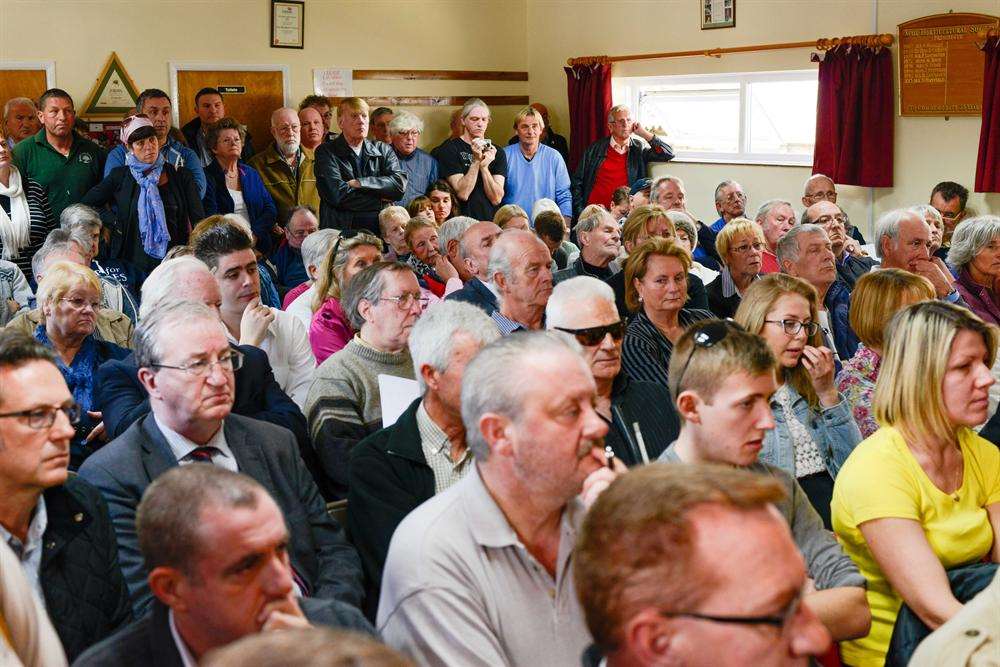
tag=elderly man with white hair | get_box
[284,228,339,326]
[347,300,499,609]
[755,198,796,274]
[874,207,962,303]
[389,111,437,206]
[269,205,318,291]
[546,276,678,465]
[445,219,503,315]
[553,208,621,284]
[488,229,554,333]
[437,215,478,282]
[248,107,319,223]
[378,331,624,666]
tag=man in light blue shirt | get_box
[502,107,571,219]
[103,89,206,198]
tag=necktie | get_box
[186,446,219,464]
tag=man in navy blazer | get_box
[79,301,364,618]
[445,220,502,316]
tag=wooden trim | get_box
[352,70,527,81]
[329,95,529,107]
[567,33,895,66]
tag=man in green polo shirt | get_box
[13,88,105,220]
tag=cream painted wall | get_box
[526,0,1000,237]
[0,0,528,147]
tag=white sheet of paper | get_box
[313,68,353,97]
[379,374,421,427]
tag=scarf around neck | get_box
[125,152,169,259]
[0,166,31,261]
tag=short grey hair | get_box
[607,104,630,123]
[461,98,489,119]
[545,276,616,328]
[342,261,413,330]
[775,223,827,266]
[461,331,585,461]
[134,301,221,369]
[438,216,478,257]
[140,256,213,318]
[59,203,103,234]
[913,203,943,227]
[408,301,499,392]
[32,230,82,282]
[666,211,698,249]
[800,202,845,225]
[531,198,560,223]
[714,180,740,204]
[651,175,684,195]
[137,465,265,577]
[947,215,1000,268]
[575,208,612,235]
[874,207,923,260]
[3,97,36,119]
[300,228,338,273]
[754,199,792,223]
[378,205,409,229]
[487,230,542,286]
[388,110,424,136]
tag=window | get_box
[615,70,818,166]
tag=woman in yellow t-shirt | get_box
[832,301,1000,667]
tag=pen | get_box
[604,445,615,469]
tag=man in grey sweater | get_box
[304,261,419,498]
[657,319,872,644]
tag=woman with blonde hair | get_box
[735,273,861,527]
[493,203,530,231]
[836,269,936,437]
[308,232,382,363]
[707,217,765,318]
[620,237,712,389]
[832,301,1000,667]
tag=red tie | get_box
[186,446,218,463]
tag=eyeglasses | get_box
[723,192,747,203]
[765,319,820,336]
[60,297,101,311]
[554,321,626,347]
[939,210,964,220]
[274,124,301,133]
[379,293,429,310]
[218,137,242,146]
[0,403,81,429]
[395,130,421,138]
[731,242,764,255]
[672,319,742,397]
[814,214,848,226]
[150,349,244,376]
[661,591,804,635]
[805,191,838,203]
[288,228,317,239]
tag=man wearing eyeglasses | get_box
[576,464,834,667]
[269,206,319,293]
[388,111,437,206]
[653,321,870,655]
[78,301,364,618]
[802,174,868,245]
[0,329,132,661]
[248,107,320,228]
[929,181,970,248]
[547,276,678,466]
[803,200,876,289]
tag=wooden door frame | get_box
[0,60,57,88]
[167,62,291,126]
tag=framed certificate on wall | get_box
[271,0,304,49]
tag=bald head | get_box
[803,174,837,208]
[298,106,324,150]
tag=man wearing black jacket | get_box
[314,97,405,234]
[347,301,499,612]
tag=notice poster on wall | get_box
[313,68,353,97]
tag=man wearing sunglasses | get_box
[547,276,678,466]
[0,329,131,661]
[79,301,364,619]
[576,464,832,667]
[657,320,871,647]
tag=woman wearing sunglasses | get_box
[734,273,861,528]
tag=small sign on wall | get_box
[313,68,353,97]
[218,85,246,94]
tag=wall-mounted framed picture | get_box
[271,0,304,49]
[702,0,735,29]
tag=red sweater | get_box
[587,145,628,208]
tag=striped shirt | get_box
[0,176,56,277]
[491,310,527,336]
[415,401,472,493]
[621,308,713,389]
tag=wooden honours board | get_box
[898,13,999,116]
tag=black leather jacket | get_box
[314,135,406,232]
[570,134,674,218]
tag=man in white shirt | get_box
[194,223,315,407]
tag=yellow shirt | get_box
[831,426,1000,667]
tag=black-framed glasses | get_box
[661,592,803,634]
[764,319,820,336]
[554,321,626,346]
[0,403,82,429]
[672,319,742,397]
[150,349,244,377]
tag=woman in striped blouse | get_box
[0,126,55,279]
[621,237,712,389]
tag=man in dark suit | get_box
[79,301,364,618]
[348,301,499,612]
[75,465,372,667]
[445,220,502,316]
[0,330,131,662]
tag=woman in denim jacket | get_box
[735,273,862,528]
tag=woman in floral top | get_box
[836,269,935,436]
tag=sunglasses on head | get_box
[554,321,626,346]
[672,319,743,396]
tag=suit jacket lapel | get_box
[225,419,276,489]
[150,601,186,667]
[140,415,180,482]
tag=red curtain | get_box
[976,37,1000,192]
[564,63,612,174]
[812,45,894,187]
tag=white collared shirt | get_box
[229,307,315,409]
[168,609,198,667]
[154,414,238,472]
[0,496,48,604]
[286,284,317,330]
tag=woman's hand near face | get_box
[802,345,839,406]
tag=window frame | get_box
[614,69,818,167]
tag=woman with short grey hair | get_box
[948,215,1000,325]
[913,204,947,260]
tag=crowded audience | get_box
[2,77,998,667]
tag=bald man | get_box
[506,102,569,164]
[802,174,866,244]
[249,107,320,224]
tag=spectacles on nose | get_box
[379,293,428,310]
[0,403,82,429]
[275,124,301,133]
[60,297,101,311]
[672,319,743,397]
[554,321,626,347]
[150,350,245,376]
[660,591,805,636]
[806,192,838,202]
[815,215,847,226]
[731,242,764,255]
[765,319,820,336]
[289,228,316,239]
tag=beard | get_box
[277,138,300,157]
